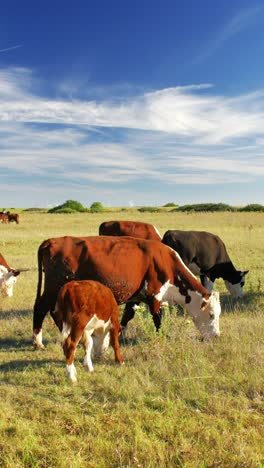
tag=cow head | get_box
[189,291,221,340]
[224,270,249,298]
[0,266,20,297]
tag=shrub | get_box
[138,206,161,213]
[163,202,178,208]
[90,201,104,213]
[48,200,86,213]
[175,203,235,212]
[239,204,264,212]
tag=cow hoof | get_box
[34,342,45,350]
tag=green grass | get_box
[0,211,264,467]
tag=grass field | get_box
[0,211,264,467]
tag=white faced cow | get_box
[162,230,248,298]
[0,254,20,297]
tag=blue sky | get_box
[0,0,264,208]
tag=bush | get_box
[175,203,235,212]
[48,200,86,213]
[239,204,264,212]
[163,202,178,208]
[90,201,104,213]
[138,206,161,213]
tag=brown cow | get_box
[33,236,221,349]
[0,253,20,297]
[0,213,8,224]
[8,213,19,224]
[53,280,124,382]
[99,220,162,241]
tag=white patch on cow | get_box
[224,281,244,298]
[153,225,162,239]
[186,290,221,339]
[0,266,17,297]
[153,280,221,340]
[169,249,198,281]
[83,332,94,372]
[61,322,71,344]
[82,315,111,371]
[33,329,45,349]
[66,363,77,382]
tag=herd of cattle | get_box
[1,220,248,382]
[0,212,19,224]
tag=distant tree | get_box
[138,206,161,213]
[239,204,264,212]
[163,202,178,207]
[48,200,86,213]
[90,201,104,213]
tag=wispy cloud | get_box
[0,67,264,206]
[0,44,23,53]
[193,5,263,64]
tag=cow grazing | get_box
[8,213,19,224]
[53,280,124,382]
[0,253,20,297]
[0,213,8,224]
[99,220,162,241]
[33,236,221,349]
[162,230,248,298]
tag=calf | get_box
[0,253,20,297]
[99,220,162,241]
[162,230,248,298]
[53,280,124,382]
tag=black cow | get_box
[162,230,248,298]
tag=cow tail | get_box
[35,240,49,304]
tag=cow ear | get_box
[243,270,249,276]
[11,269,20,276]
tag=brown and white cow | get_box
[53,280,124,382]
[33,236,221,348]
[0,213,8,224]
[99,220,162,241]
[162,230,248,298]
[0,253,20,297]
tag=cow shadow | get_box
[0,309,32,321]
[0,358,62,373]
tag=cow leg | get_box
[110,317,124,365]
[200,274,214,293]
[63,334,79,382]
[82,331,94,372]
[120,302,137,328]
[147,297,163,332]
[33,293,54,349]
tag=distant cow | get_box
[0,253,20,297]
[99,220,162,241]
[162,230,248,298]
[8,213,19,224]
[33,235,221,349]
[0,213,8,224]
[54,280,124,382]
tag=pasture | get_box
[0,211,264,467]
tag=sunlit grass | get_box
[0,211,264,466]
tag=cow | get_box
[8,213,19,224]
[0,213,8,224]
[0,253,20,297]
[53,280,124,382]
[99,220,162,241]
[33,235,221,349]
[162,230,248,298]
